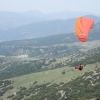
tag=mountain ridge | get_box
[0,15,100,41]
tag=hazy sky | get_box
[0,0,99,14]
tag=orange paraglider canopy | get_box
[75,17,94,42]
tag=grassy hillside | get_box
[0,44,100,99]
[11,63,97,87]
[0,45,98,79]
[24,66,100,100]
[1,63,99,100]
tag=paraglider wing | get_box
[75,17,94,42]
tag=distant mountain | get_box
[0,10,100,30]
[21,10,100,20]
[0,19,76,41]
[0,11,47,30]
[85,15,100,23]
[20,10,47,19]
[0,15,100,41]
[46,11,100,20]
